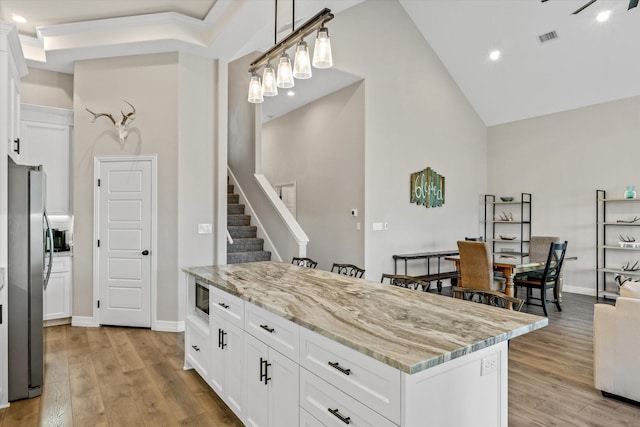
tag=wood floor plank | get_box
[39,380,73,427]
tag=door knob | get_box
[142,250,149,256]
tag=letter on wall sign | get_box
[410,167,445,208]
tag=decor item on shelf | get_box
[618,235,640,248]
[410,166,445,208]
[247,1,334,103]
[85,100,136,144]
[621,260,640,272]
[496,211,513,221]
[616,216,640,223]
[625,186,637,199]
[500,196,514,202]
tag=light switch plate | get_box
[198,223,212,234]
[372,222,383,231]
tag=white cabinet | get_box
[185,316,210,379]
[21,105,73,215]
[209,286,245,418]
[44,255,72,320]
[7,75,20,163]
[245,333,299,427]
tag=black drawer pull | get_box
[13,138,20,154]
[328,408,351,424]
[191,345,200,352]
[218,302,230,309]
[328,361,351,376]
[260,324,275,333]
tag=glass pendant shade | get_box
[276,53,295,88]
[262,64,278,96]
[247,73,264,104]
[293,41,312,79]
[312,27,333,69]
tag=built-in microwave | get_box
[194,281,209,321]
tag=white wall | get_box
[488,95,640,295]
[262,82,365,270]
[21,68,73,110]
[332,0,488,280]
[74,52,217,325]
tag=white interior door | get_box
[279,183,297,218]
[98,159,152,327]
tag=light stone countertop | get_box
[184,261,547,374]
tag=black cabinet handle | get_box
[191,345,200,352]
[260,324,275,333]
[221,330,227,349]
[328,361,351,376]
[218,302,230,309]
[218,328,222,348]
[328,408,351,424]
[142,250,149,256]
[13,138,20,154]
[259,357,271,385]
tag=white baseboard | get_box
[0,402,9,409]
[71,316,99,327]
[154,320,184,332]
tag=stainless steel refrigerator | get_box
[7,156,53,401]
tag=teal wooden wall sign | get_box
[410,167,445,208]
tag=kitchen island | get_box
[184,261,547,427]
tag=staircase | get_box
[227,182,271,264]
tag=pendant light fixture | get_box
[276,52,295,88]
[247,72,264,104]
[262,63,278,96]
[312,26,333,69]
[247,2,334,104]
[293,40,312,79]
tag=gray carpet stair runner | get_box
[227,182,271,264]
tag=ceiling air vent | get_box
[539,30,558,43]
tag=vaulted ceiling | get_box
[1,0,639,125]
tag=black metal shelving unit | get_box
[483,193,532,262]
[595,189,640,300]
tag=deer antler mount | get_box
[86,100,136,144]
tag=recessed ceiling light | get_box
[12,15,27,24]
[489,50,501,61]
[596,10,611,22]
[287,90,295,97]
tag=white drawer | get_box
[186,317,210,378]
[300,327,401,424]
[300,408,324,427]
[209,286,244,328]
[51,256,71,273]
[300,369,397,427]
[245,302,299,362]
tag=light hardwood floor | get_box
[0,293,638,426]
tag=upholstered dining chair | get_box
[380,273,432,292]
[514,241,568,316]
[331,263,365,278]
[291,257,318,268]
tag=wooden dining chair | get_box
[380,273,432,292]
[291,257,318,268]
[514,241,568,316]
[453,241,519,308]
[331,263,365,278]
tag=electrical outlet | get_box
[481,354,498,376]
[372,222,383,231]
[356,222,361,231]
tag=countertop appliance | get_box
[8,157,54,401]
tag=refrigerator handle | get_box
[43,209,54,291]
